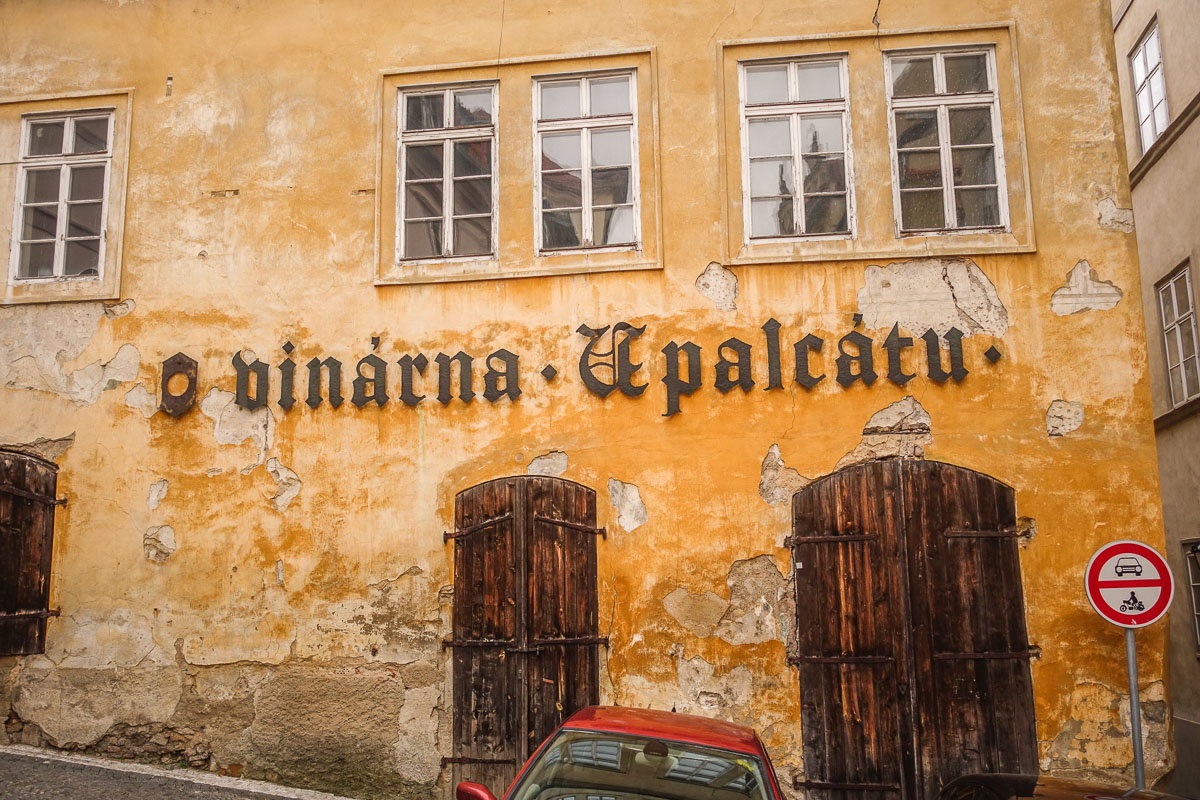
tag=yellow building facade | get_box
[0,1,1173,798]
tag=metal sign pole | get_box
[1125,627,1145,790]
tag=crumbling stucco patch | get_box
[663,588,728,638]
[44,608,166,669]
[143,525,176,562]
[266,457,302,512]
[1041,680,1169,782]
[696,261,738,312]
[103,298,136,319]
[392,685,442,784]
[275,559,285,587]
[124,383,158,418]
[147,479,168,511]
[857,257,1009,337]
[6,339,140,406]
[713,555,793,646]
[527,449,568,477]
[1051,260,1123,315]
[675,653,753,715]
[0,433,74,462]
[608,478,648,531]
[1046,400,1084,438]
[200,388,274,473]
[758,444,810,506]
[1097,198,1135,233]
[836,396,932,469]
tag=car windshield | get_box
[507,729,773,800]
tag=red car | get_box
[455,706,786,800]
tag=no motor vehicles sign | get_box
[1085,540,1174,628]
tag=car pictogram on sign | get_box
[1114,556,1142,576]
[1084,540,1174,628]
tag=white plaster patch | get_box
[675,654,753,715]
[695,261,738,312]
[758,444,810,506]
[1051,260,1123,316]
[103,299,136,319]
[143,525,176,562]
[857,257,1009,337]
[527,450,568,477]
[275,559,285,587]
[199,387,275,473]
[266,457,302,512]
[0,434,74,463]
[608,478,648,531]
[663,588,728,638]
[147,479,168,511]
[1097,197,1135,233]
[836,396,933,469]
[713,555,792,646]
[44,608,167,669]
[124,383,158,418]
[1046,400,1084,438]
[392,686,442,784]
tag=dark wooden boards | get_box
[0,451,58,657]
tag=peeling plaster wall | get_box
[0,0,1169,796]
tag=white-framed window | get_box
[534,71,638,252]
[10,111,113,282]
[398,83,496,261]
[1131,22,1168,153]
[885,47,1008,234]
[739,55,853,240]
[1159,263,1200,407]
[1183,540,1200,657]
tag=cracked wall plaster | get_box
[857,257,1009,337]
[1046,400,1084,438]
[200,388,275,473]
[663,588,728,638]
[695,261,738,312]
[124,383,158,418]
[1051,260,1123,315]
[147,479,168,511]
[664,555,793,647]
[143,525,176,562]
[266,457,302,511]
[1042,681,1169,782]
[836,396,933,470]
[758,444,810,506]
[675,652,753,715]
[0,433,74,462]
[103,299,136,319]
[392,685,442,784]
[275,559,285,587]
[527,449,568,477]
[1097,198,1135,233]
[608,478,648,531]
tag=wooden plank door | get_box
[448,476,602,795]
[0,451,58,657]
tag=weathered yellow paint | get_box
[0,0,1170,797]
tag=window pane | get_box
[749,158,794,196]
[404,220,442,258]
[1161,286,1177,325]
[592,167,632,206]
[542,132,582,170]
[895,110,939,148]
[542,171,583,209]
[900,189,945,229]
[1145,29,1161,67]
[1167,328,1181,364]
[796,62,841,101]
[68,202,103,237]
[591,128,631,167]
[1140,118,1156,149]
[25,168,60,203]
[405,94,444,131]
[955,187,1000,226]
[892,57,935,97]
[1154,101,1169,135]
[944,54,988,93]
[405,145,443,180]
[748,118,791,157]
[453,89,492,127]
[1149,70,1165,106]
[750,197,793,236]
[1169,365,1184,403]
[802,154,846,194]
[540,81,581,120]
[18,242,55,278]
[899,151,942,189]
[593,206,635,245]
[453,178,491,216]
[805,194,848,234]
[404,182,442,219]
[1182,322,1197,359]
[1176,277,1193,314]
[28,121,65,156]
[745,65,788,104]
[800,115,842,154]
[1136,87,1152,122]
[1132,49,1147,86]
[589,76,631,116]
[542,210,584,248]
[952,147,996,186]
[70,165,105,200]
[22,206,57,240]
[453,217,492,256]
[73,117,109,153]
[1185,357,1200,398]
[453,140,491,177]
[64,239,100,275]
[949,107,993,145]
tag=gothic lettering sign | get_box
[160,317,1004,418]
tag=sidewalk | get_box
[0,745,362,800]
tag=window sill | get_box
[1154,393,1200,432]
[3,274,117,305]
[729,229,1033,266]
[376,255,660,286]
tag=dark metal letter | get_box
[397,354,428,407]
[233,351,269,410]
[884,324,916,387]
[352,354,389,408]
[793,334,825,389]
[483,349,521,403]
[714,337,754,394]
[836,330,877,387]
[306,357,344,409]
[159,352,198,418]
[576,322,648,398]
[278,346,296,411]
[661,341,702,417]
[761,318,783,391]
[435,352,475,406]
[922,327,969,383]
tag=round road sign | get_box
[1085,540,1174,628]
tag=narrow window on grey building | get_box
[1184,539,1200,657]
[1131,21,1168,153]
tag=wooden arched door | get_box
[791,460,1037,800]
[445,476,604,795]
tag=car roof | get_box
[560,706,765,756]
